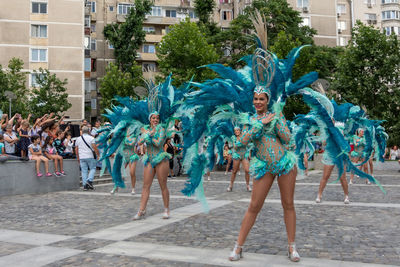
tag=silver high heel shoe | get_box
[132,210,146,220]
[162,208,170,219]
[287,242,300,262]
[228,242,243,261]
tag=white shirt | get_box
[75,134,95,159]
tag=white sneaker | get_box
[344,196,350,204]
[131,188,135,195]
[207,176,211,181]
[110,186,118,194]
[315,197,321,203]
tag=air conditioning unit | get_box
[367,3,372,8]
[302,6,309,13]
[338,29,342,34]
[367,19,372,24]
[372,19,377,24]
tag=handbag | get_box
[81,135,97,160]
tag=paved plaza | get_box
[0,169,399,266]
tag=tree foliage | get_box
[157,18,219,87]
[99,62,143,112]
[103,0,152,72]
[28,68,72,115]
[0,58,29,116]
[194,0,215,25]
[331,21,400,145]
[217,0,316,67]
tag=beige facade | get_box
[0,0,84,120]
[85,0,199,120]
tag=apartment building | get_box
[0,0,84,120]
[84,0,199,120]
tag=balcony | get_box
[144,16,180,25]
[145,34,163,43]
[137,53,158,61]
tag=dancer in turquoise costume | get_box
[178,12,325,262]
[227,126,252,192]
[96,75,187,220]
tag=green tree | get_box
[99,62,143,112]
[28,68,72,115]
[0,58,29,116]
[331,21,400,145]
[194,0,215,25]
[157,18,219,87]
[218,0,316,67]
[103,0,152,72]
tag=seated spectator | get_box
[0,133,27,162]
[43,136,65,177]
[63,132,74,157]
[28,135,50,177]
[3,124,19,156]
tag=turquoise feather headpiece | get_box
[252,48,275,99]
[145,80,162,122]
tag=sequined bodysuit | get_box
[239,112,295,179]
[140,125,171,167]
[231,136,249,160]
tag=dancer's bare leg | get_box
[368,158,374,175]
[156,160,170,210]
[278,167,297,245]
[349,156,359,183]
[139,164,156,211]
[242,159,250,189]
[317,164,334,199]
[339,171,349,196]
[229,160,240,189]
[235,173,275,252]
[129,161,137,189]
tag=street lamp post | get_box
[4,91,16,116]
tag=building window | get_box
[31,73,46,87]
[143,44,155,53]
[31,24,47,38]
[382,10,400,20]
[143,26,155,33]
[382,0,398,3]
[109,6,114,12]
[91,39,97,51]
[142,62,156,72]
[91,99,97,110]
[108,42,114,49]
[365,13,377,20]
[189,11,197,19]
[84,36,90,49]
[165,26,171,34]
[221,0,231,3]
[222,11,232,21]
[165,10,177,17]
[32,2,47,14]
[90,1,96,13]
[297,0,309,8]
[118,3,134,15]
[31,48,47,62]
[337,21,346,30]
[85,15,90,27]
[337,4,346,14]
[91,24,96,32]
[365,0,376,4]
[384,26,400,35]
[339,37,347,46]
[301,17,310,27]
[149,6,162,16]
[91,59,96,72]
[84,58,91,72]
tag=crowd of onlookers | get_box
[0,112,100,177]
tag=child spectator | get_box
[43,136,65,176]
[63,132,74,156]
[18,120,31,158]
[29,135,51,177]
[54,130,73,158]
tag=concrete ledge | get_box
[0,159,80,197]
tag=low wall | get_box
[0,159,80,197]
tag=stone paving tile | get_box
[45,252,222,267]
[130,202,400,266]
[0,241,34,257]
[49,237,115,251]
[0,193,196,236]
